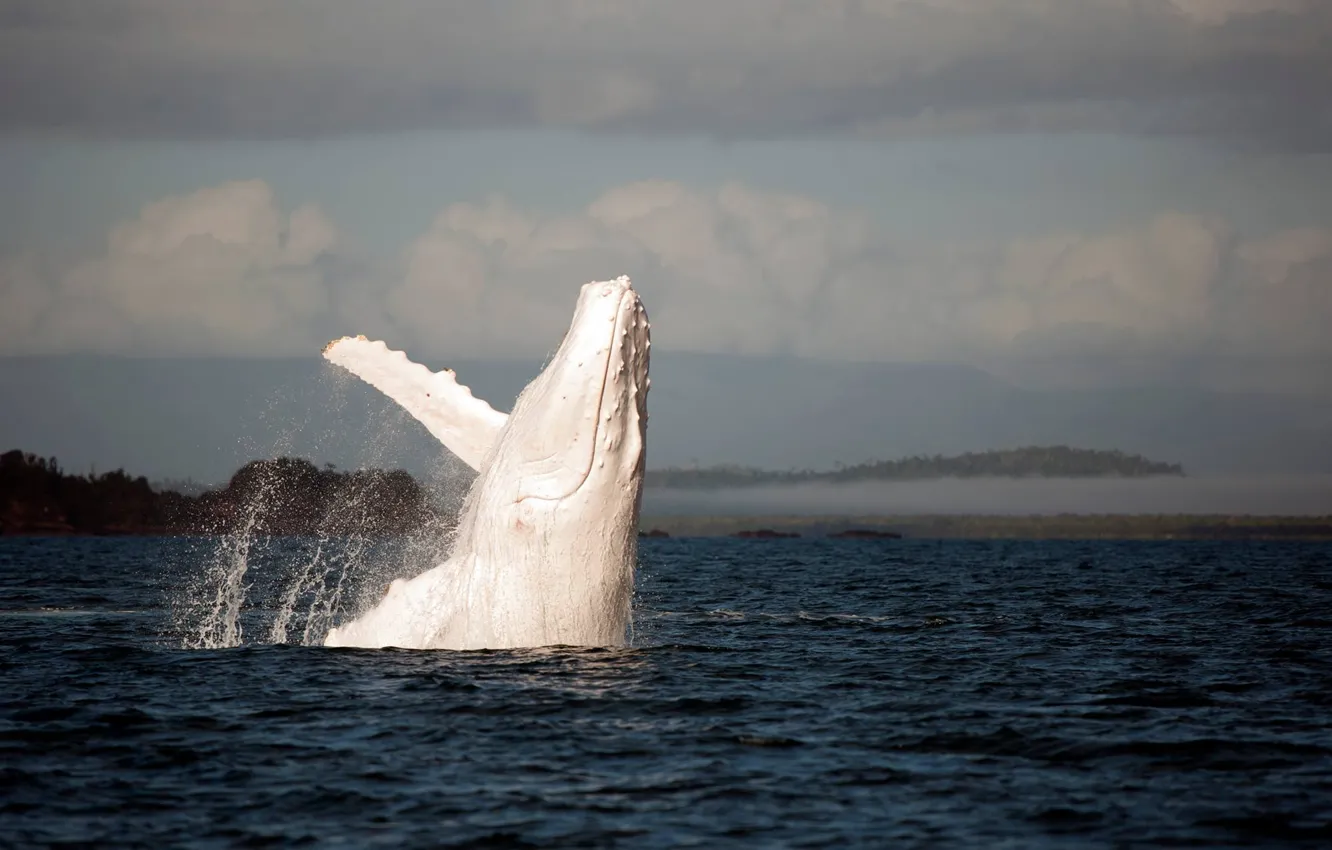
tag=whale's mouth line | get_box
[517,286,636,504]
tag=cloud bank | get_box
[2,178,1330,380]
[1,0,1329,145]
[0,180,353,355]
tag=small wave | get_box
[0,608,146,618]
[735,734,803,748]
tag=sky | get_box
[2,0,1332,484]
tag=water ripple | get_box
[1,537,1330,847]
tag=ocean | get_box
[2,536,1330,847]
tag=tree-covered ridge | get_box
[1,450,440,536]
[186,456,441,535]
[1,450,167,535]
[645,446,1183,489]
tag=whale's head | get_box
[470,275,650,533]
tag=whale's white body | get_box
[323,276,650,650]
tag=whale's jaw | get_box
[499,275,650,505]
[321,277,650,651]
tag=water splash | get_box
[183,525,257,650]
[268,539,325,645]
[171,369,472,650]
[299,489,385,644]
[179,464,278,650]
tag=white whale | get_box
[322,276,650,650]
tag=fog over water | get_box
[644,476,1332,517]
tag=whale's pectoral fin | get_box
[323,336,508,471]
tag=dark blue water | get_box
[2,537,1331,848]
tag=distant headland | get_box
[646,446,1183,489]
[4,446,1329,539]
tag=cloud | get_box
[390,181,879,358]
[1167,0,1310,26]
[389,181,1332,369]
[0,0,1328,146]
[0,180,354,355]
[3,177,1330,385]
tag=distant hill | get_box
[646,446,1183,489]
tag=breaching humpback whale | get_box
[322,276,650,650]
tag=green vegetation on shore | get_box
[645,446,1183,489]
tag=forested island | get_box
[4,446,1329,539]
[645,446,1183,489]
[0,450,440,536]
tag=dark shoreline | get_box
[5,515,1332,541]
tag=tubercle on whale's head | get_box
[486,276,650,507]
[322,333,369,354]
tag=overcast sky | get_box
[2,0,1331,395]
